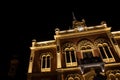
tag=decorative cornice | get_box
[54,27,111,39]
[30,45,56,50]
[112,31,120,39]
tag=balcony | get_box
[78,57,105,74]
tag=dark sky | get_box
[1,3,120,79]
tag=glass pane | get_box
[83,51,93,58]
[83,52,87,59]
[47,56,50,68]
[99,47,107,58]
[104,46,112,58]
[66,51,70,63]
[71,51,76,62]
[87,51,93,58]
[42,57,46,68]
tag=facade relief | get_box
[27,17,120,80]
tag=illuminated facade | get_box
[27,18,120,80]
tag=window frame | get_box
[80,46,95,59]
[65,47,77,67]
[98,43,115,63]
[41,54,51,72]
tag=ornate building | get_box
[27,17,120,80]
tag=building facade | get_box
[27,19,120,80]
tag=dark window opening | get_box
[83,51,93,59]
[104,46,112,58]
[66,51,70,63]
[99,46,107,58]
[71,51,76,62]
[47,56,50,68]
[42,57,46,68]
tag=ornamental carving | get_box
[94,38,108,46]
[78,39,94,50]
[106,70,120,80]
[62,42,76,51]
[39,52,53,59]
[65,74,83,80]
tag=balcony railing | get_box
[78,57,105,74]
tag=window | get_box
[98,45,107,59]
[66,50,70,63]
[65,47,77,67]
[103,43,112,58]
[78,39,94,59]
[82,51,93,59]
[41,54,51,72]
[42,56,46,68]
[71,50,76,62]
[80,46,94,59]
[98,43,115,63]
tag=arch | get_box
[108,73,116,80]
[65,74,83,80]
[70,47,75,51]
[94,37,109,46]
[78,39,94,50]
[81,46,86,50]
[98,43,107,59]
[77,39,94,60]
[115,73,120,80]
[62,41,76,51]
[63,42,77,67]
[74,77,80,80]
[64,47,77,67]
[40,52,52,72]
[65,74,74,80]
[95,38,115,63]
[74,74,83,80]
[40,52,53,59]
[68,77,74,80]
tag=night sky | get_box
[1,3,120,80]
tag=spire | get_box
[72,12,77,28]
[72,12,77,21]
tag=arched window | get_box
[78,39,94,60]
[41,54,51,72]
[66,50,70,63]
[80,45,94,60]
[65,47,77,67]
[46,56,50,68]
[70,47,76,62]
[103,43,112,58]
[98,43,115,63]
[95,38,115,63]
[42,56,46,68]
[98,44,107,59]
